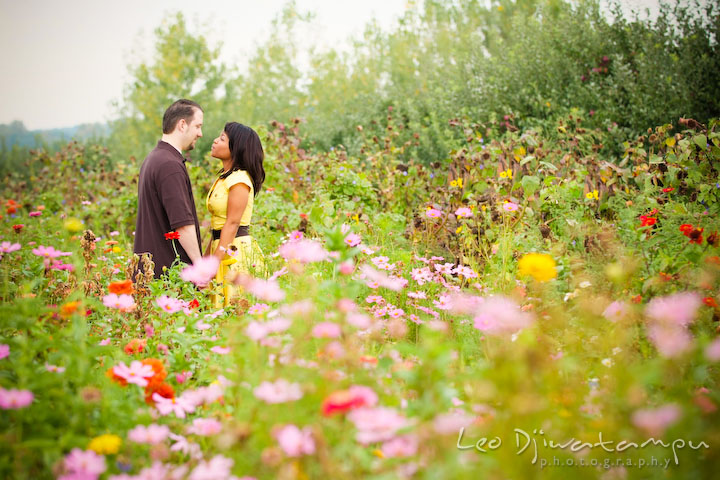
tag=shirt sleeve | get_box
[157,169,196,230]
[226,170,253,192]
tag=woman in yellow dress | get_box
[206,122,266,307]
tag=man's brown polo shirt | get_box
[133,141,202,278]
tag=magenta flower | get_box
[210,346,231,355]
[312,322,342,338]
[0,387,33,409]
[102,293,136,311]
[645,292,702,327]
[180,256,219,287]
[113,361,154,387]
[632,404,681,437]
[502,202,519,212]
[0,344,8,359]
[128,424,170,444]
[153,393,196,418]
[278,239,328,263]
[425,208,442,218]
[344,233,362,247]
[187,418,223,436]
[347,407,409,445]
[0,242,20,253]
[29,211,42,217]
[63,448,106,478]
[254,379,303,404]
[156,295,185,313]
[189,455,234,480]
[602,301,630,322]
[45,363,65,373]
[274,425,316,457]
[31,245,71,258]
[455,207,473,218]
[382,434,419,458]
[472,296,534,335]
[248,303,270,315]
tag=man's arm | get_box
[176,224,202,263]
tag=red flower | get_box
[662,187,674,193]
[123,338,147,355]
[12,224,24,233]
[631,294,643,304]
[688,227,704,245]
[188,299,199,309]
[164,231,180,240]
[6,206,16,215]
[639,215,657,227]
[680,224,693,235]
[703,297,718,308]
[707,231,718,247]
[299,213,308,220]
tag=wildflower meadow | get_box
[2,1,720,479]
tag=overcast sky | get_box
[0,0,664,130]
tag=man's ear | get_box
[177,118,187,133]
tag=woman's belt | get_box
[212,225,249,240]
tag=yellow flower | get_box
[63,217,84,233]
[456,226,463,234]
[372,449,385,458]
[112,246,121,254]
[518,253,557,282]
[88,434,122,455]
[500,171,508,179]
[450,180,458,187]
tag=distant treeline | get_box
[2,0,719,177]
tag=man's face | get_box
[182,108,203,151]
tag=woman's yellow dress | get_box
[206,170,265,307]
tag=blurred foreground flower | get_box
[517,253,557,282]
[0,387,33,409]
[274,425,316,457]
[631,404,681,437]
[180,256,220,286]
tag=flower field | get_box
[1,114,720,479]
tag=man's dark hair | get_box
[162,99,203,134]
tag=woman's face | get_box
[210,130,231,160]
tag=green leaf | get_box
[520,175,540,196]
[694,134,707,150]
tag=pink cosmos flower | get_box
[455,207,473,218]
[180,256,219,287]
[366,295,384,304]
[407,291,427,300]
[98,338,111,346]
[645,292,702,327]
[0,344,8,359]
[128,424,171,444]
[188,455,234,480]
[210,346,231,355]
[647,323,692,358]
[359,265,405,291]
[247,277,285,302]
[0,387,33,409]
[245,321,269,341]
[382,434,419,458]
[113,361,155,387]
[254,379,303,404]
[32,245,71,259]
[631,404,682,437]
[288,230,304,242]
[45,363,65,373]
[278,239,328,263]
[360,245,376,255]
[388,308,405,318]
[49,260,75,271]
[602,301,630,322]
[447,293,484,315]
[371,256,389,267]
[274,425,316,457]
[63,448,106,478]
[345,233,362,247]
[337,298,357,312]
[0,242,20,253]
[503,202,519,212]
[346,312,371,329]
[312,322,342,338]
[433,295,452,311]
[187,418,223,436]
[348,407,409,445]
[248,303,270,315]
[472,296,534,335]
[338,260,354,275]
[153,393,196,418]
[102,293,136,311]
[156,295,185,313]
[425,208,442,218]
[452,265,478,279]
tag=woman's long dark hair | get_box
[219,122,265,196]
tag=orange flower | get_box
[359,355,378,365]
[60,301,81,317]
[144,382,175,405]
[703,297,718,308]
[108,280,134,295]
[141,358,167,388]
[6,206,16,214]
[631,294,643,304]
[124,338,147,355]
[106,367,127,386]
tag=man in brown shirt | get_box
[133,99,204,278]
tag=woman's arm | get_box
[214,183,250,260]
